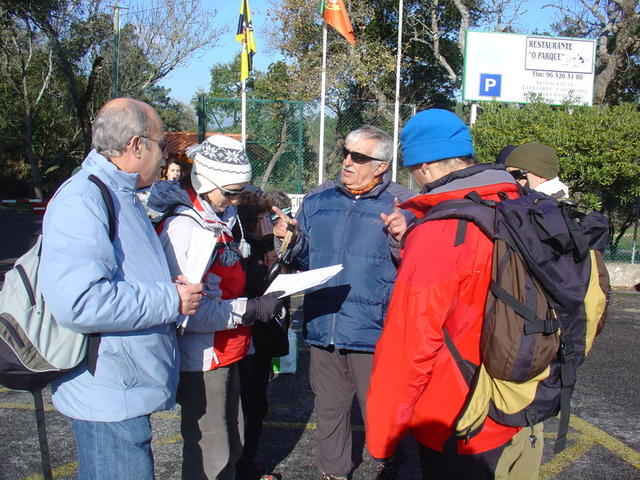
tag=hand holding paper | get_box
[265,264,343,298]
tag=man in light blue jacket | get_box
[39,98,203,480]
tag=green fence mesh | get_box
[197,96,417,193]
[196,95,639,264]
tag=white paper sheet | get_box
[178,227,218,330]
[184,227,217,283]
[265,264,343,298]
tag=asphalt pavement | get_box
[0,209,639,480]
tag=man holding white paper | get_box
[273,125,413,480]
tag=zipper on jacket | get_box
[329,197,358,346]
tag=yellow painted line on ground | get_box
[0,387,9,393]
[539,438,596,479]
[0,402,55,411]
[155,433,182,446]
[151,410,180,420]
[569,415,640,470]
[23,461,77,480]
[263,420,365,432]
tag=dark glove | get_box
[243,291,285,326]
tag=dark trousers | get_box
[417,442,503,480]
[177,366,244,480]
[238,353,272,463]
[309,345,374,477]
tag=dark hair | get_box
[495,145,517,166]
[161,158,183,180]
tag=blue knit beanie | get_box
[400,109,475,167]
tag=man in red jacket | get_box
[366,109,543,479]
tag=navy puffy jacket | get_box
[289,173,414,352]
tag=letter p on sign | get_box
[479,74,501,97]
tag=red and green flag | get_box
[319,0,356,45]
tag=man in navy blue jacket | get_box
[274,125,414,480]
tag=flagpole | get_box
[392,0,404,182]
[241,78,247,148]
[318,21,328,185]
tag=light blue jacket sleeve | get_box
[39,187,179,334]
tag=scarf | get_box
[346,176,382,196]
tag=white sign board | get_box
[463,31,596,106]
[287,193,305,216]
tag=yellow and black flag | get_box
[236,0,256,82]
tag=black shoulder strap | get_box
[85,174,116,376]
[402,195,496,249]
[88,174,116,241]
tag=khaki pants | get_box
[494,423,544,480]
[417,423,543,480]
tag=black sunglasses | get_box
[509,169,529,181]
[342,146,381,164]
[212,181,247,198]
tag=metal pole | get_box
[470,102,478,125]
[318,22,328,185]
[197,95,205,143]
[631,217,638,264]
[241,80,247,148]
[297,101,304,193]
[111,3,121,99]
[391,0,404,183]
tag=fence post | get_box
[197,95,206,143]
[632,218,638,264]
[297,102,304,193]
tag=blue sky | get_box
[157,0,557,105]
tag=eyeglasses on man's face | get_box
[140,135,168,153]
[342,146,380,164]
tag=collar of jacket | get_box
[336,168,392,199]
[82,149,140,193]
[400,163,518,219]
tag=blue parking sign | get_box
[479,74,501,97]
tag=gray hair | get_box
[439,155,476,171]
[344,125,393,163]
[92,100,151,157]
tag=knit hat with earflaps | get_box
[505,142,559,180]
[187,135,252,193]
[400,109,475,167]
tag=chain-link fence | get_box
[197,96,417,193]
[604,225,640,263]
[196,95,639,264]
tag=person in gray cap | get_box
[504,142,570,199]
[367,109,543,480]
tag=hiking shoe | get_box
[374,461,400,480]
[319,472,348,480]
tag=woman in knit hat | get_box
[148,134,283,480]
